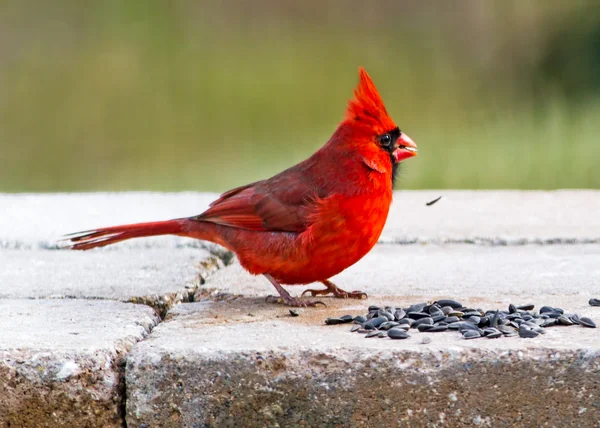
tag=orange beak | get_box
[392,132,418,163]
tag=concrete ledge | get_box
[0,299,158,426]
[126,301,600,426]
[200,244,600,300]
[2,192,599,426]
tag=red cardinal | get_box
[66,68,418,307]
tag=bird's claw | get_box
[301,288,368,300]
[265,294,326,308]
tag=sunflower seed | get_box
[353,316,367,324]
[388,328,410,339]
[436,299,463,309]
[483,328,502,339]
[558,315,574,326]
[518,325,539,338]
[589,298,600,307]
[580,317,596,328]
[412,317,434,328]
[463,330,481,339]
[393,309,406,321]
[365,316,388,329]
[378,321,400,331]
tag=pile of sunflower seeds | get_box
[324,299,597,340]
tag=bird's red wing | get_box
[194,172,316,233]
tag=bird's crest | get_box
[345,68,396,132]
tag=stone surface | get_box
[2,191,600,426]
[0,299,158,427]
[126,300,600,427]
[2,191,599,249]
[200,244,600,299]
[0,247,222,316]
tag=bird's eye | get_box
[380,134,392,147]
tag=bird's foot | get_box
[301,279,368,300]
[265,294,326,307]
[263,274,326,307]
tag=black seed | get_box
[353,316,367,324]
[412,317,434,328]
[580,317,596,328]
[463,330,481,339]
[364,316,387,329]
[517,304,535,311]
[558,315,573,326]
[540,318,557,328]
[590,298,600,307]
[339,315,354,322]
[406,303,428,313]
[365,330,381,338]
[509,304,517,314]
[325,318,347,325]
[379,321,400,331]
[407,311,433,320]
[448,311,464,317]
[289,309,299,317]
[445,316,460,324]
[432,313,446,323]
[518,325,539,338]
[436,299,463,309]
[379,310,395,321]
[388,328,411,339]
[462,312,482,320]
[467,316,481,325]
[490,310,501,328]
[397,318,414,326]
[418,324,435,332]
[394,309,406,321]
[350,325,361,332]
[427,325,448,333]
[455,322,479,332]
[368,305,381,312]
[484,328,502,339]
[428,304,443,315]
[440,306,454,315]
[539,306,554,314]
[478,316,490,327]
[570,314,580,325]
[393,324,411,331]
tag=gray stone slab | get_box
[384,189,600,243]
[2,191,599,249]
[126,300,600,426]
[199,244,600,300]
[0,248,222,315]
[0,299,158,427]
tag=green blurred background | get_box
[1,0,599,192]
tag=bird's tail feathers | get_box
[64,219,187,250]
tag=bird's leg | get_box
[301,279,368,299]
[264,274,326,307]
